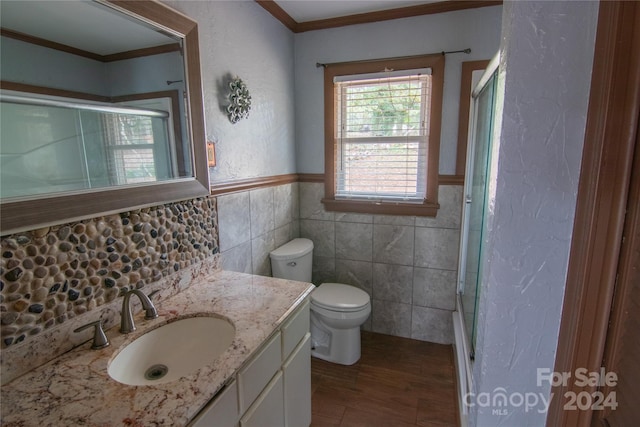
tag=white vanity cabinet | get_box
[281,300,311,427]
[189,299,311,427]
[238,331,282,414]
[283,333,311,427]
[190,380,239,427]
[240,372,285,427]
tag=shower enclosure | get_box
[453,53,499,426]
[0,93,177,200]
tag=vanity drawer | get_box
[281,300,310,360]
[237,331,281,413]
[189,379,238,427]
[283,333,311,427]
[239,371,284,427]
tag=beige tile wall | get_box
[217,183,300,275]
[218,181,462,345]
[298,182,462,344]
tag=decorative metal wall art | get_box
[227,78,251,124]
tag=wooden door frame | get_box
[598,96,640,426]
[547,1,640,426]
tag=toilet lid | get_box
[311,283,370,312]
[269,238,313,260]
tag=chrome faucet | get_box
[120,289,158,334]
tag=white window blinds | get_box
[102,114,159,185]
[334,69,431,202]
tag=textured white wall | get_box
[165,0,297,182]
[293,6,502,175]
[471,2,599,426]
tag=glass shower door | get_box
[459,66,498,356]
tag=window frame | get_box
[322,54,445,216]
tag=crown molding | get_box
[256,0,502,33]
[1,27,180,63]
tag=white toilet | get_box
[270,238,371,365]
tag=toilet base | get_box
[310,311,362,365]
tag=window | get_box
[102,108,174,185]
[322,55,444,216]
[102,113,164,185]
[335,71,430,201]
[108,93,183,185]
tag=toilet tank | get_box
[270,238,313,282]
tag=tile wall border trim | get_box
[211,173,463,196]
[210,173,299,196]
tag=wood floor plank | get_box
[310,413,343,427]
[311,388,347,420]
[358,364,454,392]
[340,407,417,427]
[314,384,419,424]
[311,331,458,427]
[417,395,458,426]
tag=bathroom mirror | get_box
[0,0,209,234]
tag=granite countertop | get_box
[0,270,314,426]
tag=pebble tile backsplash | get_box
[0,197,219,349]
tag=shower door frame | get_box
[453,51,500,425]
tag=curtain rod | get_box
[316,48,471,68]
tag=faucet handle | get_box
[140,292,159,320]
[74,320,110,350]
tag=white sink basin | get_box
[108,317,235,386]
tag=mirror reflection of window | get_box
[111,97,178,185]
[102,114,157,185]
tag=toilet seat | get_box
[311,283,370,313]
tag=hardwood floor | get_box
[311,331,459,427]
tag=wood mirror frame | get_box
[0,0,209,235]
